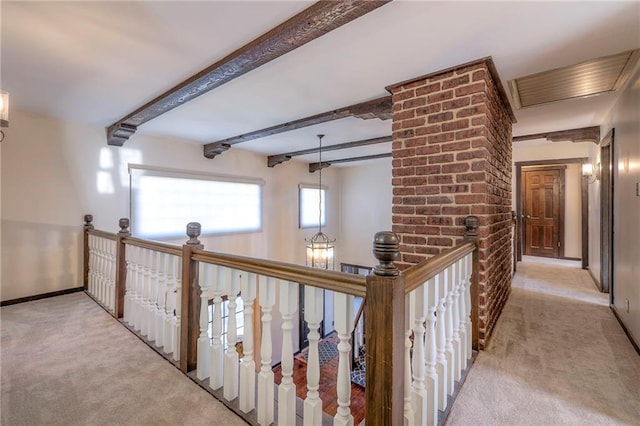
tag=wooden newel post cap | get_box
[186,222,201,245]
[118,218,130,236]
[84,214,94,230]
[373,231,400,277]
[464,215,479,238]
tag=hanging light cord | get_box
[317,134,324,235]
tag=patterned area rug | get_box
[296,332,339,366]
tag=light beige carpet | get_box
[0,292,246,426]
[446,257,640,425]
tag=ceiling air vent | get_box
[508,50,639,109]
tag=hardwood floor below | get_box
[273,357,366,424]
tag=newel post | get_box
[365,232,405,425]
[180,222,204,373]
[114,218,131,319]
[463,216,479,351]
[83,214,94,290]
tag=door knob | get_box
[525,215,531,219]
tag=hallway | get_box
[447,257,640,425]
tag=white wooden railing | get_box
[190,245,364,426]
[82,215,479,426]
[122,241,183,362]
[403,244,474,425]
[86,230,117,313]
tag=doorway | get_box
[515,158,589,264]
[600,129,615,296]
[522,166,565,258]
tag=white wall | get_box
[0,109,339,301]
[512,141,591,260]
[338,159,393,268]
[601,65,640,347]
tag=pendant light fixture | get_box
[306,134,335,269]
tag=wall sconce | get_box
[0,91,8,143]
[582,161,600,184]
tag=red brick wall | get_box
[388,59,514,349]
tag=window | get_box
[299,184,326,228]
[130,165,263,239]
[340,263,372,276]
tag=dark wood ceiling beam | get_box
[513,126,600,144]
[106,0,391,146]
[309,152,391,172]
[267,135,392,167]
[204,96,392,159]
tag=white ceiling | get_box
[2,1,639,166]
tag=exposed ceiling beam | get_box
[204,96,393,159]
[105,0,391,146]
[512,126,600,144]
[267,135,392,167]
[309,152,391,172]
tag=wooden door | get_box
[523,167,565,258]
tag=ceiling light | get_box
[306,134,335,270]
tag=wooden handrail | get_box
[122,236,182,257]
[87,228,117,240]
[192,248,367,298]
[403,241,476,294]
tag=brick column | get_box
[387,57,516,349]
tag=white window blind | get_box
[130,165,263,239]
[299,184,326,228]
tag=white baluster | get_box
[123,243,135,324]
[140,248,151,336]
[148,250,159,340]
[155,252,167,347]
[239,272,257,413]
[304,285,324,426]
[451,263,463,382]
[257,276,276,426]
[99,238,107,306]
[164,254,176,354]
[209,266,228,390]
[172,256,183,362]
[425,277,439,425]
[404,293,414,426]
[464,254,473,362]
[96,238,104,303]
[110,240,118,312]
[224,270,241,401]
[435,272,448,411]
[88,235,95,296]
[134,246,145,331]
[444,266,455,395]
[197,263,212,380]
[455,259,467,372]
[108,240,116,312]
[333,292,354,426]
[278,281,298,425]
[411,286,427,426]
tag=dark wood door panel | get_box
[523,167,565,258]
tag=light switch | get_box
[637,182,640,197]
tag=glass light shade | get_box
[0,91,8,127]
[582,163,593,176]
[306,231,335,270]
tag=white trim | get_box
[129,163,265,186]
